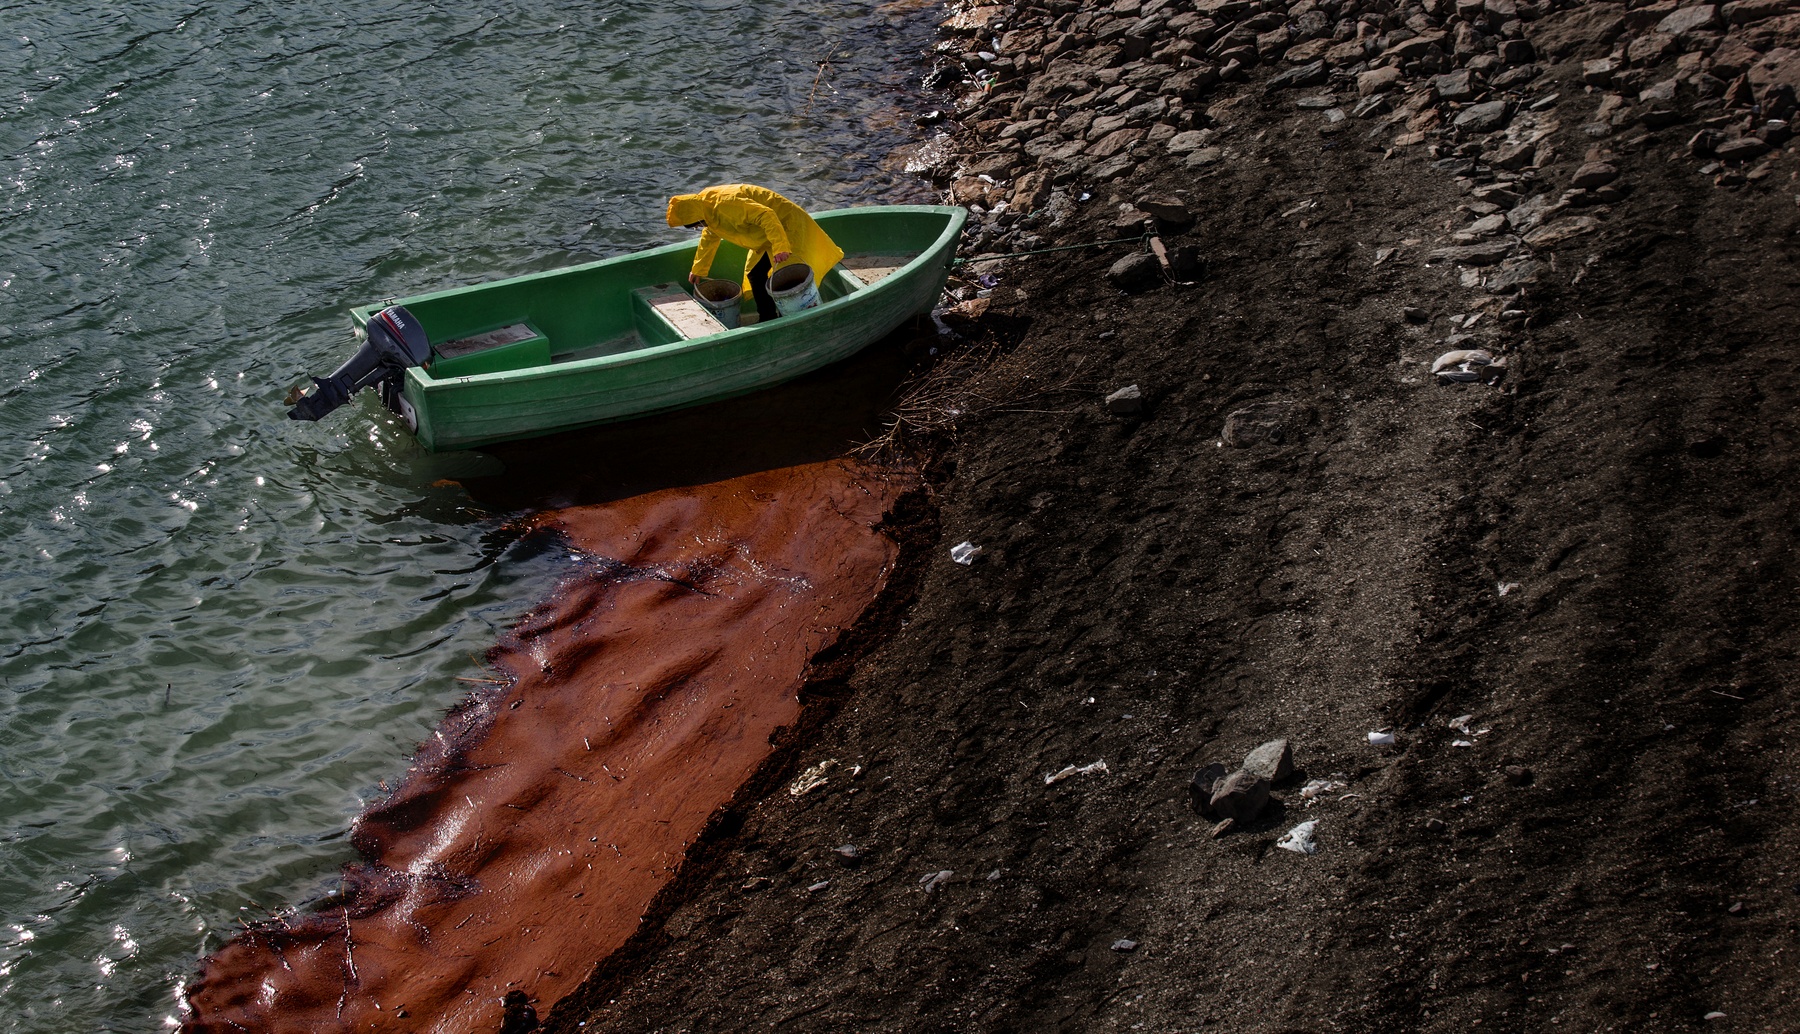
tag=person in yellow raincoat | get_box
[665,184,845,322]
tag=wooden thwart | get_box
[840,254,914,287]
[438,323,538,359]
[645,290,727,339]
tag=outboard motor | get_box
[287,305,430,422]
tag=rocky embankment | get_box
[925,0,1796,317]
[543,1,1800,1032]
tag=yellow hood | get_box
[666,194,708,227]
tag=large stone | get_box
[1104,384,1146,417]
[1627,1,1681,31]
[1383,31,1448,62]
[1266,60,1329,91]
[1087,112,1134,139]
[1582,57,1617,85]
[1657,3,1721,35]
[1486,256,1545,292]
[1507,193,1562,231]
[1090,151,1138,182]
[1167,129,1217,153]
[1208,770,1272,822]
[1257,27,1295,58]
[1714,135,1772,160]
[1011,170,1053,213]
[997,118,1047,141]
[1222,400,1312,446]
[1470,183,1522,208]
[1627,32,1678,65]
[1456,213,1510,239]
[1088,127,1146,158]
[1488,140,1538,170]
[951,176,1004,207]
[1528,3,1628,60]
[1499,38,1536,64]
[1359,66,1404,95]
[1724,0,1795,24]
[1136,195,1195,232]
[1285,38,1333,63]
[1107,251,1164,293]
[1167,66,1222,101]
[1522,215,1600,248]
[1427,240,1518,265]
[1243,740,1295,782]
[1122,97,1169,124]
[1710,38,1762,77]
[1433,68,1477,101]
[1570,160,1619,188]
[1327,38,1376,66]
[1641,77,1677,104]
[1453,99,1512,133]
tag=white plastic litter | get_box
[1277,821,1319,855]
[1300,778,1348,800]
[1448,715,1491,739]
[1432,348,1492,373]
[1367,731,1396,746]
[950,541,983,565]
[1431,348,1505,384]
[788,759,836,796]
[1045,759,1109,785]
[919,869,954,893]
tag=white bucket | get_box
[694,278,742,329]
[767,263,820,316]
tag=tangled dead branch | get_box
[853,305,1092,464]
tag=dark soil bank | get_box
[540,1,1800,1032]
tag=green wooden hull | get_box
[349,205,966,452]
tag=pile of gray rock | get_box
[925,0,1796,258]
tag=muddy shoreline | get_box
[551,1,1800,1031]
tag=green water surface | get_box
[0,1,938,1028]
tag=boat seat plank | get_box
[429,321,552,378]
[840,254,914,287]
[437,323,539,359]
[637,287,727,341]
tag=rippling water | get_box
[0,1,937,1028]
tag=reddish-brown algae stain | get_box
[183,460,911,1032]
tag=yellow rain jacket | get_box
[665,184,845,292]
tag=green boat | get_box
[286,205,967,452]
